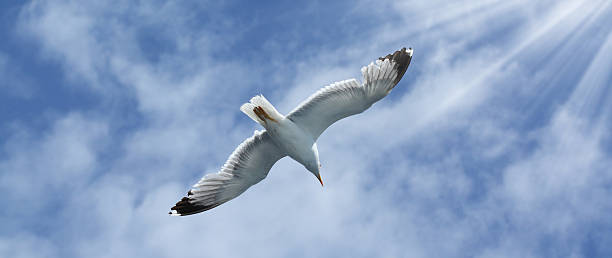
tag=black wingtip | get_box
[378,47,413,86]
[169,195,221,216]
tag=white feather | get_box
[287,54,404,140]
[170,48,412,216]
[170,130,285,215]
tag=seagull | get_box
[170,47,413,216]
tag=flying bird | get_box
[170,47,413,216]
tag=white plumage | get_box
[170,47,413,216]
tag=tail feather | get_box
[240,103,263,124]
[240,95,284,126]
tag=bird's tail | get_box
[240,95,284,126]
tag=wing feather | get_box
[170,48,412,215]
[287,47,413,139]
[170,130,285,216]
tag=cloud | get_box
[1,113,108,213]
[0,233,58,258]
[2,0,612,257]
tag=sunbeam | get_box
[358,0,610,149]
[567,26,612,131]
[3,1,612,257]
[518,0,612,119]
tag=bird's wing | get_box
[286,47,413,140]
[170,130,286,216]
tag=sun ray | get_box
[421,0,604,119]
[371,0,612,149]
[567,26,612,131]
[518,0,612,116]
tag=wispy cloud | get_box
[1,0,611,257]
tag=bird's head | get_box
[306,162,323,187]
[305,143,323,187]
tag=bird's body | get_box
[170,47,413,216]
[245,97,321,175]
[267,117,320,174]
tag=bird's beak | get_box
[316,174,324,187]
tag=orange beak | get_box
[316,174,324,187]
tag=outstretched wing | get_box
[170,130,286,216]
[286,47,413,140]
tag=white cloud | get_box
[0,233,58,258]
[0,111,109,253]
[1,113,108,205]
[3,0,612,257]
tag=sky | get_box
[1,0,612,257]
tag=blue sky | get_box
[1,0,612,257]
